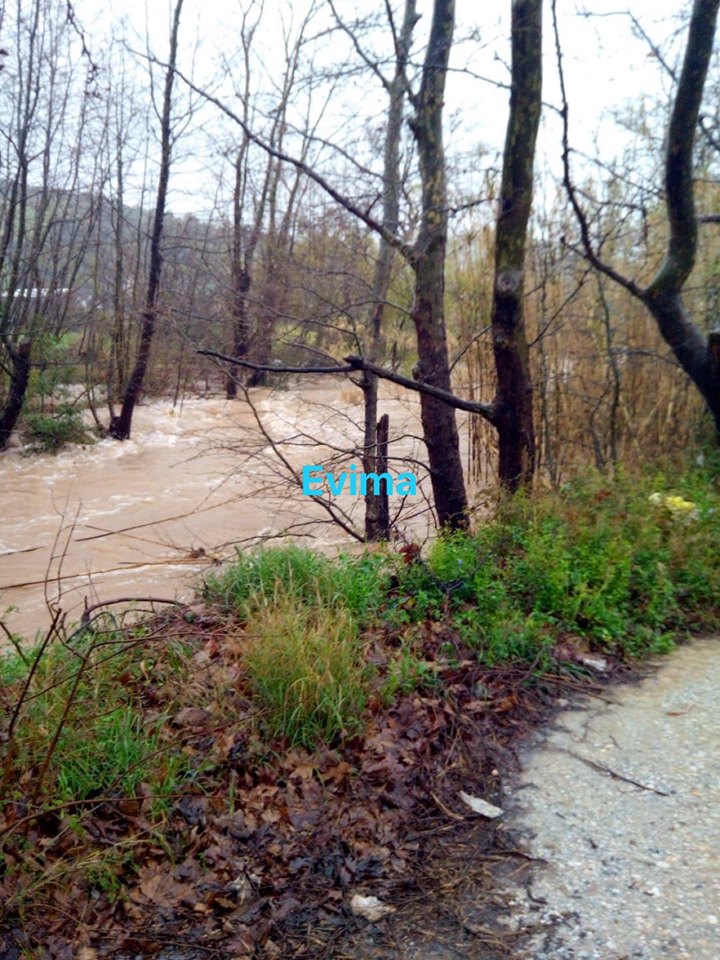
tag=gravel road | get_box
[505,637,720,960]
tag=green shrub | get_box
[386,466,720,661]
[23,404,93,453]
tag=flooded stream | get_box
[1,381,461,641]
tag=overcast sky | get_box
[71,0,688,216]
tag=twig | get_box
[556,747,671,796]
[79,596,187,627]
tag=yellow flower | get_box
[648,492,699,522]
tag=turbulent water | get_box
[0,381,451,641]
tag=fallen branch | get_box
[79,596,187,627]
[558,748,672,797]
[197,348,497,422]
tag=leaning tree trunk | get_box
[409,0,468,531]
[641,0,720,437]
[491,0,542,490]
[109,0,183,439]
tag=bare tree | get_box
[0,0,100,449]
[557,0,720,439]
[109,0,185,439]
[187,0,551,528]
[490,0,542,489]
[224,3,264,399]
[405,0,468,528]
[328,0,419,539]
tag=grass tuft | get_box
[203,543,387,621]
[242,601,369,746]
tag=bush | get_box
[386,467,720,660]
[23,404,94,453]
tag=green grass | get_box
[1,631,191,815]
[242,601,370,746]
[203,543,387,621]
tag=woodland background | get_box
[2,0,720,531]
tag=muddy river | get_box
[0,381,471,641]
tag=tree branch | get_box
[153,59,416,264]
[198,348,497,422]
[552,0,644,302]
[647,0,720,297]
[344,355,495,421]
[198,348,352,374]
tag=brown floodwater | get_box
[1,380,467,641]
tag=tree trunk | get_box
[226,269,251,398]
[362,0,418,541]
[491,0,542,491]
[644,290,720,435]
[225,147,275,396]
[108,133,127,415]
[0,340,32,450]
[375,412,391,535]
[409,0,468,531]
[110,0,184,439]
[642,0,720,438]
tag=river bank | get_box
[0,382,438,641]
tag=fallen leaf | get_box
[458,791,503,818]
[172,706,212,727]
[349,893,395,921]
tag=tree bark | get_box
[361,0,418,541]
[642,0,720,436]
[491,0,542,490]
[0,339,32,449]
[409,0,468,530]
[109,0,184,439]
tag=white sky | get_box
[72,0,690,216]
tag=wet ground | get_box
[505,636,720,959]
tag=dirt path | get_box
[505,637,720,959]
